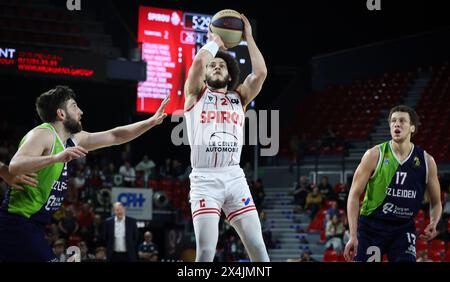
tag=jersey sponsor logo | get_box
[45,195,64,211]
[52,180,68,191]
[230,98,240,105]
[386,187,417,199]
[205,94,217,105]
[382,202,414,218]
[382,202,394,214]
[242,197,251,206]
[206,132,239,153]
[414,156,420,167]
[200,110,244,126]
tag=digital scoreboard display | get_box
[137,6,251,115]
[0,46,106,81]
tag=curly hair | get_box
[36,85,76,122]
[215,51,241,91]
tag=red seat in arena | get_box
[428,250,442,262]
[444,250,450,262]
[323,249,338,262]
[415,240,428,253]
[430,240,446,253]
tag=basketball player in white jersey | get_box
[184,14,270,262]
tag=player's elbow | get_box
[255,68,267,80]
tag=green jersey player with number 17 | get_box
[344,105,442,262]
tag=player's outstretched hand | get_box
[151,96,170,125]
[343,237,358,262]
[419,223,439,241]
[3,172,38,191]
[54,146,88,163]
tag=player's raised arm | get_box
[236,14,267,108]
[419,154,442,241]
[344,147,379,261]
[74,96,169,151]
[184,30,226,109]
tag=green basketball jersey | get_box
[1,123,72,224]
[360,140,427,221]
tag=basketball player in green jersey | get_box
[344,105,442,262]
[0,85,169,261]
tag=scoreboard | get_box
[137,6,251,115]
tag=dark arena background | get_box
[0,0,450,278]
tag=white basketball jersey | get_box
[184,87,245,168]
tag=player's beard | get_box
[63,114,82,134]
[206,73,230,89]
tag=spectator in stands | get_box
[138,231,159,262]
[73,169,85,190]
[94,246,107,261]
[135,155,156,183]
[58,207,79,240]
[293,175,310,212]
[89,165,103,187]
[318,176,333,200]
[78,241,95,261]
[86,214,104,250]
[119,160,136,187]
[178,165,192,181]
[102,162,116,187]
[104,202,138,262]
[53,239,67,262]
[336,182,350,209]
[172,159,184,178]
[305,185,323,219]
[251,178,265,210]
[325,215,345,253]
[300,250,316,262]
[287,250,316,262]
[45,223,60,247]
[165,228,183,261]
[77,203,95,239]
[160,158,173,179]
[325,200,339,222]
